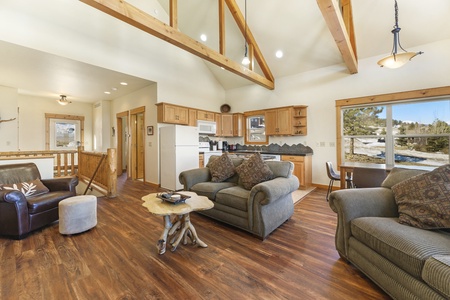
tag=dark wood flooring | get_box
[0,175,390,299]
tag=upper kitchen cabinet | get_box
[216,114,233,137]
[233,113,244,137]
[266,107,292,135]
[197,110,215,122]
[188,109,197,127]
[156,102,189,125]
[292,106,308,135]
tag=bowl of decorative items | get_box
[157,192,191,204]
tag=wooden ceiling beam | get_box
[316,0,358,74]
[170,0,178,29]
[79,0,274,90]
[224,0,274,82]
[219,0,225,55]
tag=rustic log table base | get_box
[157,214,208,254]
[142,192,213,255]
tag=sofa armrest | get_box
[0,190,30,237]
[250,176,299,206]
[328,187,398,259]
[41,176,79,193]
[179,168,211,190]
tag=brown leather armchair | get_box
[0,163,78,239]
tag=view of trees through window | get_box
[343,99,450,167]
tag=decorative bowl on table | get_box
[156,192,191,204]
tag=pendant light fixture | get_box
[241,0,250,66]
[57,95,71,105]
[377,0,423,68]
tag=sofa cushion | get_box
[265,160,294,178]
[207,153,236,182]
[351,217,450,279]
[0,179,49,198]
[235,153,273,190]
[216,186,251,212]
[391,164,450,229]
[381,167,429,189]
[190,182,236,201]
[27,191,74,214]
[422,255,450,298]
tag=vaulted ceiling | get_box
[1,0,450,102]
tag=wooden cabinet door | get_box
[265,109,278,135]
[221,114,233,137]
[277,107,292,135]
[281,155,312,189]
[158,103,189,125]
[233,113,243,137]
[197,110,215,122]
[188,109,197,126]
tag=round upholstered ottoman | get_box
[59,195,97,235]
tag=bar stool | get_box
[326,161,353,201]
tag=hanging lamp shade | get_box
[377,0,423,69]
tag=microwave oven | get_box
[198,120,216,135]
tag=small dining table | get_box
[339,162,435,189]
[339,162,388,189]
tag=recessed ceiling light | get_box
[120,82,128,86]
[104,91,111,94]
[112,87,117,91]
[200,34,207,42]
[275,50,283,58]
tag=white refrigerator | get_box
[160,125,199,191]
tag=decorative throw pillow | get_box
[391,164,450,229]
[235,152,273,190]
[0,179,49,198]
[208,153,236,182]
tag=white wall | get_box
[0,89,94,152]
[226,39,450,187]
[0,86,18,151]
[111,84,159,185]
[0,0,225,111]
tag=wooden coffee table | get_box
[141,192,213,255]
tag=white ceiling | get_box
[1,0,450,103]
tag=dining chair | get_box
[352,167,387,188]
[326,161,353,201]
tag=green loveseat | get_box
[179,156,299,239]
[329,168,450,300]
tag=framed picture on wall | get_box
[147,126,153,136]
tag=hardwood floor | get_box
[0,176,390,299]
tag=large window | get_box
[341,98,450,167]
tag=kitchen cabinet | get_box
[233,113,244,137]
[292,106,308,135]
[188,109,197,127]
[197,110,215,122]
[266,107,292,135]
[216,114,233,137]
[156,103,189,125]
[281,155,312,189]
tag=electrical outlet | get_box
[148,142,152,147]
[320,141,326,147]
[329,142,335,147]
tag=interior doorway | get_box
[116,111,129,177]
[130,107,145,181]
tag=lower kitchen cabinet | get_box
[281,155,312,189]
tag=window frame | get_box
[335,86,450,169]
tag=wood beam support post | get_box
[79,0,274,90]
[316,0,358,74]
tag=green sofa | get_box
[179,156,299,239]
[329,168,450,300]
